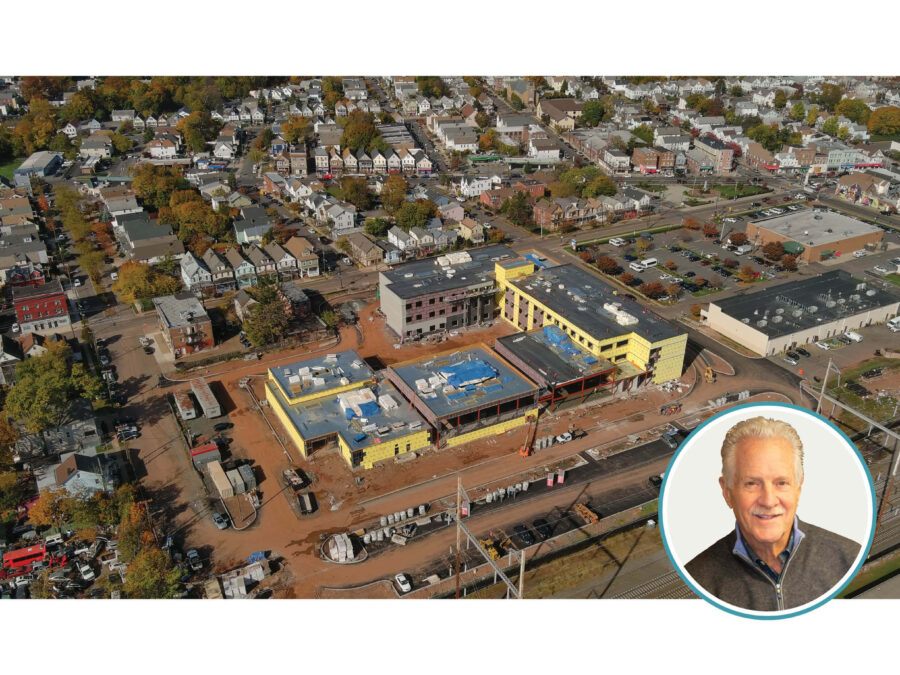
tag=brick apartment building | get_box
[12,279,70,335]
[153,292,215,358]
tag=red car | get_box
[783,196,791,202]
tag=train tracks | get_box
[612,570,695,600]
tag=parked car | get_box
[212,512,229,530]
[815,341,831,350]
[684,271,696,278]
[514,524,536,547]
[214,422,233,432]
[533,518,553,540]
[795,347,811,358]
[394,573,412,593]
[874,265,889,275]
[783,351,800,365]
[661,432,680,449]
[649,475,664,488]
[186,549,203,573]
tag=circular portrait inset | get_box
[659,403,875,619]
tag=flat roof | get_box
[381,244,516,299]
[269,350,374,400]
[389,344,538,419]
[713,270,900,338]
[751,210,881,248]
[496,326,615,387]
[153,292,210,329]
[267,378,427,452]
[508,264,681,343]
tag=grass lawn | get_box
[714,184,767,198]
[840,554,900,597]
[691,286,723,297]
[635,181,667,193]
[0,157,24,182]
[884,273,900,288]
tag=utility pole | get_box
[455,476,462,599]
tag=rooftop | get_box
[381,244,516,299]
[751,210,881,248]
[508,264,681,343]
[267,377,426,453]
[153,292,210,329]
[389,344,538,419]
[713,270,900,338]
[12,279,64,301]
[496,325,615,387]
[269,350,375,401]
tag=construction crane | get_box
[704,366,716,383]
[519,417,538,457]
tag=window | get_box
[21,305,28,311]
[405,303,412,310]
[24,314,32,320]
[415,301,422,307]
[406,443,411,452]
[429,298,435,305]
[429,311,435,318]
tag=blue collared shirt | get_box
[733,516,806,583]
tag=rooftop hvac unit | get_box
[772,315,783,323]
[558,284,565,290]
[826,300,836,308]
[866,290,876,296]
[793,310,803,318]
[757,319,767,327]
[404,273,414,278]
[808,306,818,313]
[849,294,860,302]
[775,308,784,314]
[837,298,846,304]
[283,368,292,376]
[741,318,750,324]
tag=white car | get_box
[853,250,867,258]
[873,265,889,275]
[395,573,412,593]
[723,217,737,223]
[815,341,831,350]
[555,432,573,444]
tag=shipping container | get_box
[190,442,221,470]
[238,465,256,491]
[190,378,222,418]
[226,468,246,495]
[207,460,234,498]
[173,390,198,420]
[298,492,316,514]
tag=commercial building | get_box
[494,259,687,385]
[153,292,215,358]
[266,350,430,470]
[745,210,883,263]
[12,279,70,335]
[694,136,734,173]
[705,270,900,356]
[13,151,62,187]
[378,244,516,340]
[386,344,539,449]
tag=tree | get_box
[694,277,708,288]
[28,488,74,528]
[581,101,605,127]
[381,174,409,214]
[336,237,351,254]
[340,111,386,153]
[111,133,132,155]
[320,309,340,331]
[177,111,221,153]
[636,238,652,253]
[281,115,310,144]
[729,232,748,246]
[762,241,784,260]
[722,258,739,269]
[365,217,391,238]
[683,216,701,231]
[619,272,635,286]
[780,254,798,271]
[157,251,178,276]
[474,112,490,129]
[631,124,654,146]
[479,129,499,153]
[790,101,806,121]
[123,547,182,599]
[837,126,850,141]
[509,93,524,111]
[112,261,182,303]
[640,281,666,299]
[773,90,787,110]
[666,283,683,298]
[814,83,845,112]
[738,265,757,282]
[702,223,719,238]
[868,106,900,136]
[500,192,533,228]
[579,251,593,263]
[805,106,820,126]
[243,300,291,347]
[395,200,438,231]
[0,472,26,511]
[341,176,372,211]
[835,98,871,125]
[131,164,184,210]
[664,260,677,271]
[822,116,840,137]
[596,256,619,275]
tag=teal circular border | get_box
[658,401,877,620]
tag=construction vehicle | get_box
[573,503,600,525]
[479,538,503,560]
[519,417,538,457]
[659,403,682,416]
[704,366,716,383]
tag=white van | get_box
[640,258,658,270]
[888,317,900,333]
[844,331,863,343]
[609,237,627,247]
[44,533,65,547]
[628,262,645,272]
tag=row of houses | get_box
[0,193,47,287]
[180,236,320,295]
[533,188,653,231]
[312,145,433,176]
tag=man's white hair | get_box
[721,416,804,487]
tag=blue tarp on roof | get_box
[440,360,498,388]
[543,325,568,346]
[358,401,379,417]
[345,407,356,419]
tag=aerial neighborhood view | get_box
[3,71,900,604]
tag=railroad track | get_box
[612,570,692,599]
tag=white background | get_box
[3,1,900,672]
[662,404,874,565]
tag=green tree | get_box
[281,115,310,144]
[631,124,654,146]
[157,251,178,276]
[177,111,221,153]
[340,111,386,153]
[805,106,820,126]
[814,83,845,112]
[581,101,605,127]
[509,93,524,111]
[320,309,340,331]
[790,101,806,121]
[123,547,182,599]
[111,133,131,155]
[243,299,290,346]
[394,200,438,231]
[341,176,372,211]
[365,217,391,238]
[822,116,839,137]
[381,174,409,214]
[773,90,787,109]
[336,236,351,254]
[835,98,871,125]
[0,472,26,511]
[837,126,850,141]
[500,191,533,228]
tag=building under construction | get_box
[386,344,539,448]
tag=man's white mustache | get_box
[750,508,785,517]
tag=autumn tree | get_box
[666,283,683,298]
[762,241,784,260]
[619,272,636,286]
[805,106,820,126]
[123,547,183,599]
[738,264,757,282]
[722,258,739,269]
[341,176,372,211]
[636,238,652,253]
[381,174,409,214]
[177,111,222,153]
[111,133,132,155]
[868,106,900,136]
[640,281,666,299]
[131,164,185,210]
[791,101,806,121]
[729,232,748,246]
[664,260,677,271]
[0,472,26,511]
[336,236,351,254]
[683,216,701,230]
[780,254,798,271]
[340,111,386,153]
[702,223,719,238]
[596,256,619,275]
[28,488,75,529]
[281,115,310,144]
[835,98,871,125]
[112,261,182,303]
[694,277,709,288]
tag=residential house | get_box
[457,217,485,244]
[226,247,257,288]
[278,282,311,318]
[283,236,320,277]
[388,226,416,253]
[326,202,358,238]
[245,245,277,280]
[79,134,113,159]
[0,335,23,386]
[54,453,119,497]
[346,232,383,267]
[12,399,101,462]
[202,247,236,292]
[263,242,296,279]
[439,200,465,223]
[148,138,178,159]
[376,240,402,265]
[459,175,492,198]
[233,205,272,245]
[12,279,70,335]
[234,289,259,322]
[180,251,213,294]
[153,292,215,358]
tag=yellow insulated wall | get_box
[444,408,538,449]
[339,429,432,470]
[267,370,371,406]
[265,383,309,458]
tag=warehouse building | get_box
[378,244,516,340]
[494,259,687,386]
[705,270,900,356]
[266,350,430,470]
[745,210,883,263]
[14,151,63,187]
[386,344,539,449]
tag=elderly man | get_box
[685,416,861,612]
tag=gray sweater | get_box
[685,519,861,612]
